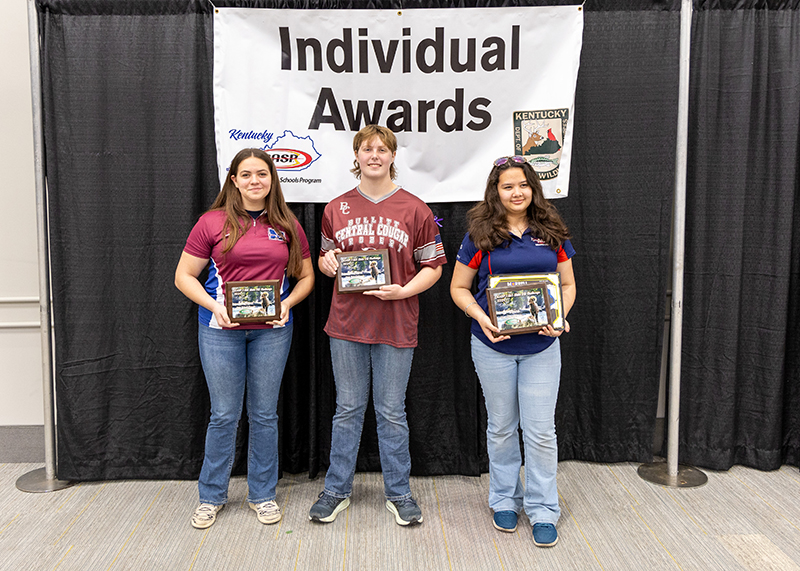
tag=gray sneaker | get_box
[309,492,350,523]
[386,497,423,526]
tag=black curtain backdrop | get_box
[36,0,794,481]
[679,2,800,470]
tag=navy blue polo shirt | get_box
[456,230,575,355]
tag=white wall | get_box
[0,0,44,426]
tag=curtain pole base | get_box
[15,467,75,493]
[638,461,707,488]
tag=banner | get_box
[213,7,584,202]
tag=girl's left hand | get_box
[538,319,570,337]
[363,284,406,301]
[273,301,292,327]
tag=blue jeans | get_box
[197,323,293,506]
[324,338,415,501]
[471,335,561,525]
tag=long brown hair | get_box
[208,148,304,277]
[467,159,571,252]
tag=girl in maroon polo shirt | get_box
[175,149,314,530]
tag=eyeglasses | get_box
[493,156,526,167]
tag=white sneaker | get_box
[249,500,282,524]
[191,503,223,529]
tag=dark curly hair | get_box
[466,159,571,252]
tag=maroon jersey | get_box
[321,187,446,348]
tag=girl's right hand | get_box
[476,313,509,343]
[319,249,342,278]
[212,302,238,328]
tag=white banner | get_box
[213,7,583,202]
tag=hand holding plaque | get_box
[486,272,565,335]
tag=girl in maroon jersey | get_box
[309,125,447,526]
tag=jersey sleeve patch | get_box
[415,234,446,265]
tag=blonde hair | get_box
[350,125,397,180]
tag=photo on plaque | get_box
[488,272,566,331]
[487,281,554,335]
[225,280,281,323]
[336,249,391,293]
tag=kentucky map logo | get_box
[265,130,321,171]
[227,128,321,172]
[268,228,287,241]
[513,109,568,181]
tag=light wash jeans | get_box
[323,338,415,501]
[471,335,561,525]
[197,323,293,506]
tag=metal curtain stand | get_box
[16,0,74,494]
[638,0,707,489]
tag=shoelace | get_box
[254,501,279,516]
[395,498,417,508]
[318,493,342,507]
[195,505,216,520]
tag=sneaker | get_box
[532,523,558,547]
[492,510,518,532]
[308,492,350,523]
[385,497,423,526]
[191,503,223,529]
[249,500,281,525]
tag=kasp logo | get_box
[264,130,321,171]
[267,149,313,170]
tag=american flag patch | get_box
[416,234,446,264]
[434,234,445,256]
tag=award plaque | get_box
[335,249,391,293]
[487,272,566,331]
[487,282,554,335]
[225,280,281,323]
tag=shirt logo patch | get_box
[532,237,548,246]
[340,201,350,215]
[268,228,287,241]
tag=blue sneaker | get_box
[492,510,518,532]
[386,497,423,526]
[532,523,558,547]
[308,492,350,523]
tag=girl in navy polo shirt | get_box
[175,149,314,529]
[450,156,576,547]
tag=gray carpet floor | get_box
[1,461,799,570]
